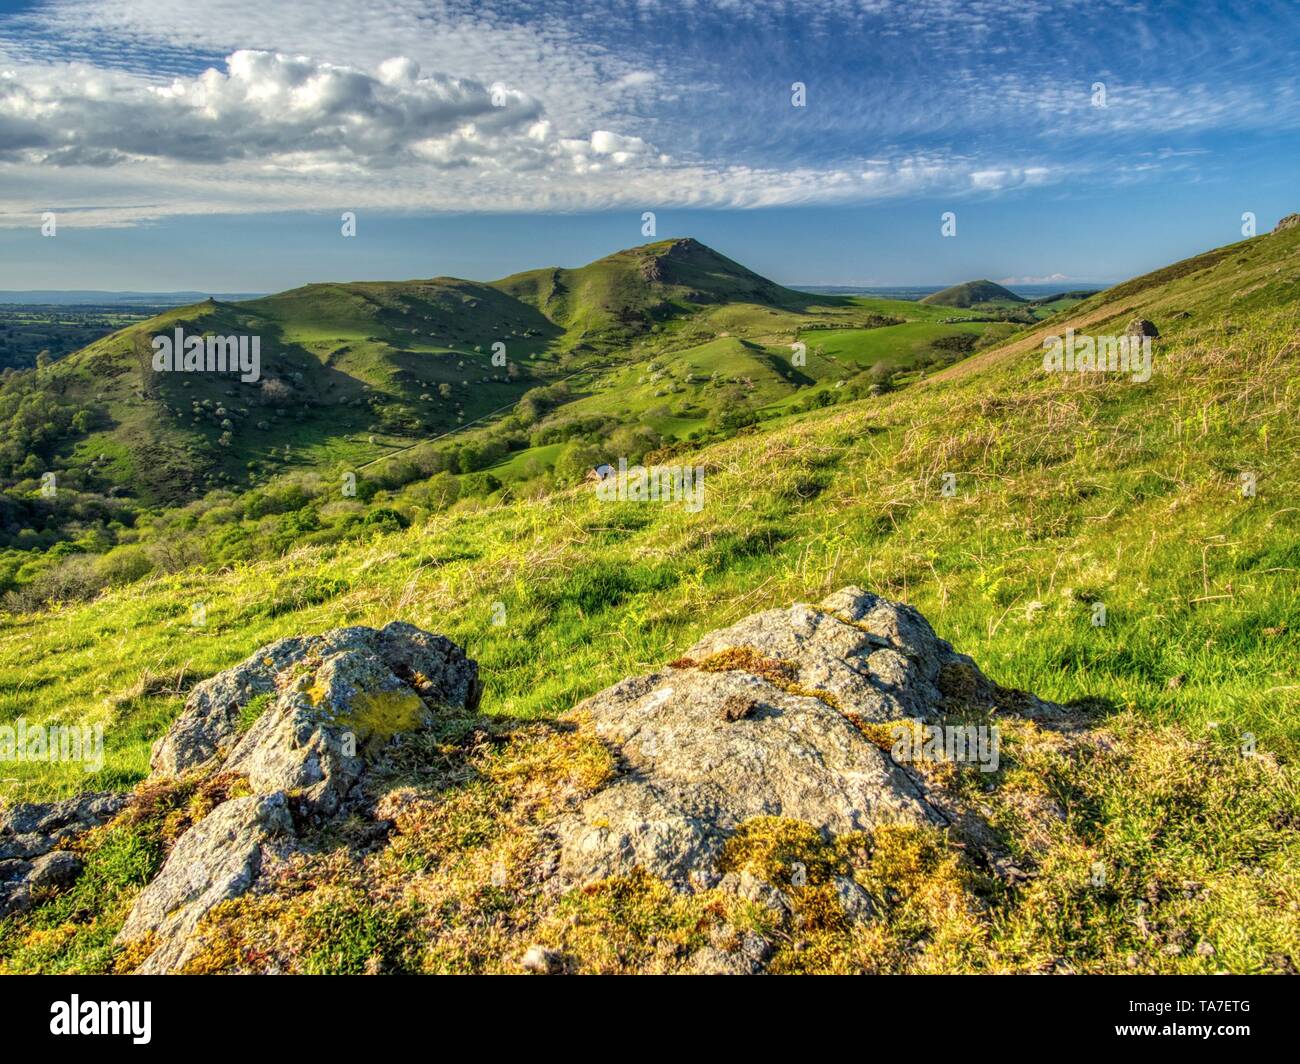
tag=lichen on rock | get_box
[548,587,1055,897]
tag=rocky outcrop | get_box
[151,622,481,778]
[1274,213,1299,233]
[0,791,129,914]
[0,851,85,917]
[113,621,483,972]
[24,591,1060,973]
[116,793,294,973]
[551,587,1055,893]
[0,791,129,858]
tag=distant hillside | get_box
[1028,288,1105,305]
[919,279,1026,307]
[0,239,857,508]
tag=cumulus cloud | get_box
[997,272,1072,285]
[0,51,561,169]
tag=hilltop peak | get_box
[919,279,1026,307]
[640,236,708,255]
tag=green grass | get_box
[1,226,1298,973]
[3,231,1297,799]
[799,320,989,367]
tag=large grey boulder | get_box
[150,621,483,783]
[115,792,295,974]
[223,639,438,814]
[110,621,482,972]
[149,635,317,777]
[553,587,1051,892]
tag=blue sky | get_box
[0,0,1297,290]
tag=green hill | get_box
[919,279,1026,307]
[494,237,812,340]
[0,239,998,535]
[2,221,1297,975]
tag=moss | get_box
[161,771,252,844]
[237,692,273,733]
[529,869,719,974]
[670,646,797,686]
[721,816,846,886]
[112,931,158,974]
[671,647,842,710]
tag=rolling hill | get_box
[0,238,1001,540]
[1,221,1296,975]
[919,279,1026,307]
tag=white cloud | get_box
[997,272,1071,285]
[0,51,557,168]
[1,0,1273,226]
[612,71,656,91]
[0,44,1070,227]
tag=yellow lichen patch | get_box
[344,688,427,745]
[112,930,158,974]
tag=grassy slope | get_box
[4,226,1297,790]
[2,227,1298,973]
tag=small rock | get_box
[27,851,83,893]
[0,858,32,882]
[1195,940,1215,957]
[0,792,128,859]
[521,945,561,974]
[0,881,31,918]
[0,833,60,861]
[833,875,878,925]
[719,869,791,915]
[1126,318,1160,339]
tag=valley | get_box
[0,238,1035,607]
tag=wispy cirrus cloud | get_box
[0,0,1297,227]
